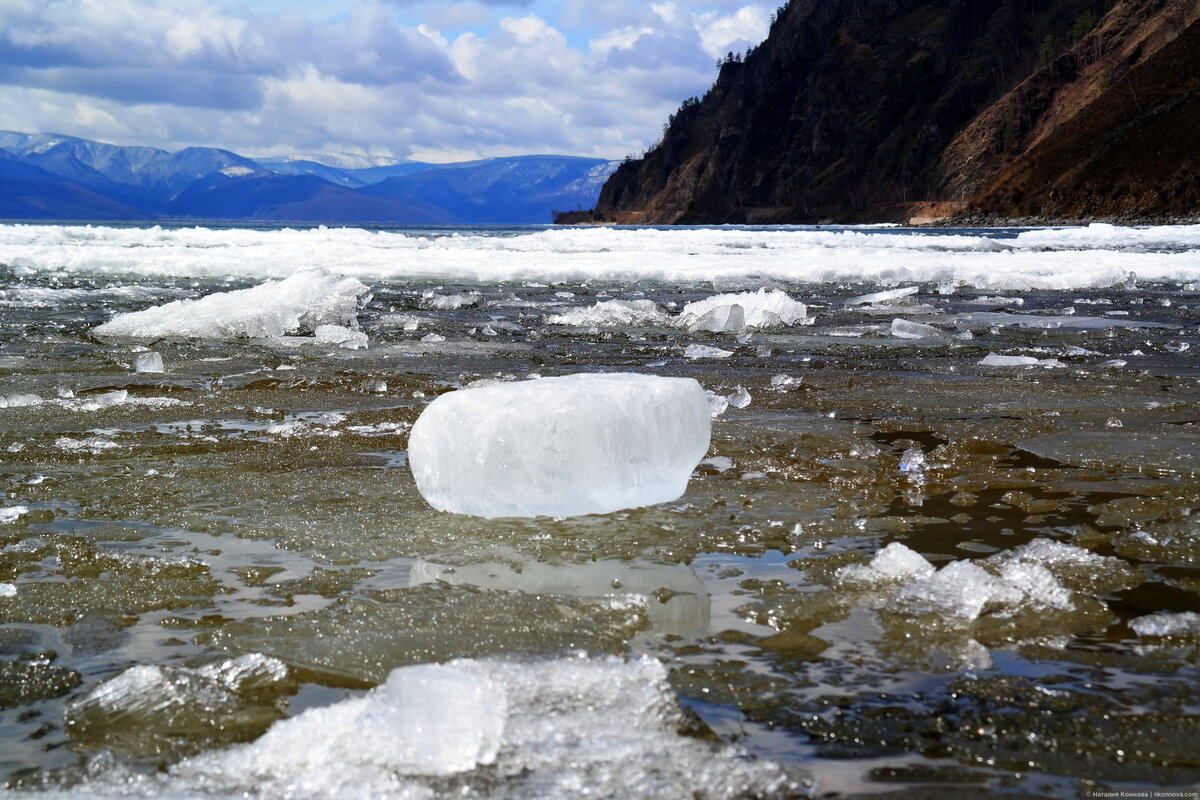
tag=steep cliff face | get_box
[964,11,1200,220]
[584,0,1199,225]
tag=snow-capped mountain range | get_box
[0,131,619,224]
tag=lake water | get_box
[0,222,1198,798]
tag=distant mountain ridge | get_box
[0,131,618,224]
[574,0,1200,225]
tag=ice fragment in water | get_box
[678,289,810,330]
[684,344,733,360]
[0,393,42,408]
[706,390,730,418]
[845,286,919,306]
[728,386,752,408]
[891,318,944,339]
[1130,611,1200,638]
[0,506,28,524]
[93,268,369,339]
[420,332,446,343]
[895,560,1024,620]
[153,656,801,800]
[195,663,502,779]
[314,324,368,350]
[133,351,164,373]
[688,302,745,333]
[0,583,14,597]
[66,654,292,755]
[898,447,926,473]
[979,353,1039,366]
[409,373,711,518]
[547,299,668,327]
[421,291,483,310]
[837,542,935,585]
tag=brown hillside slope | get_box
[964,16,1200,221]
[937,0,1200,206]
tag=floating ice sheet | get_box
[9,223,1198,289]
[92,268,369,339]
[408,373,711,518]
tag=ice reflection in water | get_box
[410,557,712,634]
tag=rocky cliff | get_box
[574,0,1199,225]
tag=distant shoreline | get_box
[553,208,1200,228]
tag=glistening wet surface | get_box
[0,224,1198,799]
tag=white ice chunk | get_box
[678,289,810,330]
[0,583,14,597]
[965,296,1024,306]
[699,455,734,472]
[547,299,668,327]
[194,663,504,779]
[846,286,919,306]
[706,390,730,418]
[837,542,935,585]
[93,268,369,339]
[55,436,119,453]
[898,447,926,476]
[0,505,28,524]
[0,393,43,408]
[978,353,1039,366]
[891,318,944,339]
[147,655,800,800]
[66,655,292,745]
[895,560,1024,620]
[420,333,445,343]
[133,351,164,373]
[684,344,733,360]
[1129,611,1200,638]
[408,373,711,518]
[728,386,752,409]
[996,561,1073,610]
[421,291,483,310]
[314,324,368,350]
[687,302,746,333]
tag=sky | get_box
[0,0,774,163]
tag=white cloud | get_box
[696,5,771,60]
[0,0,775,161]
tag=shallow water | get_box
[0,222,1198,798]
